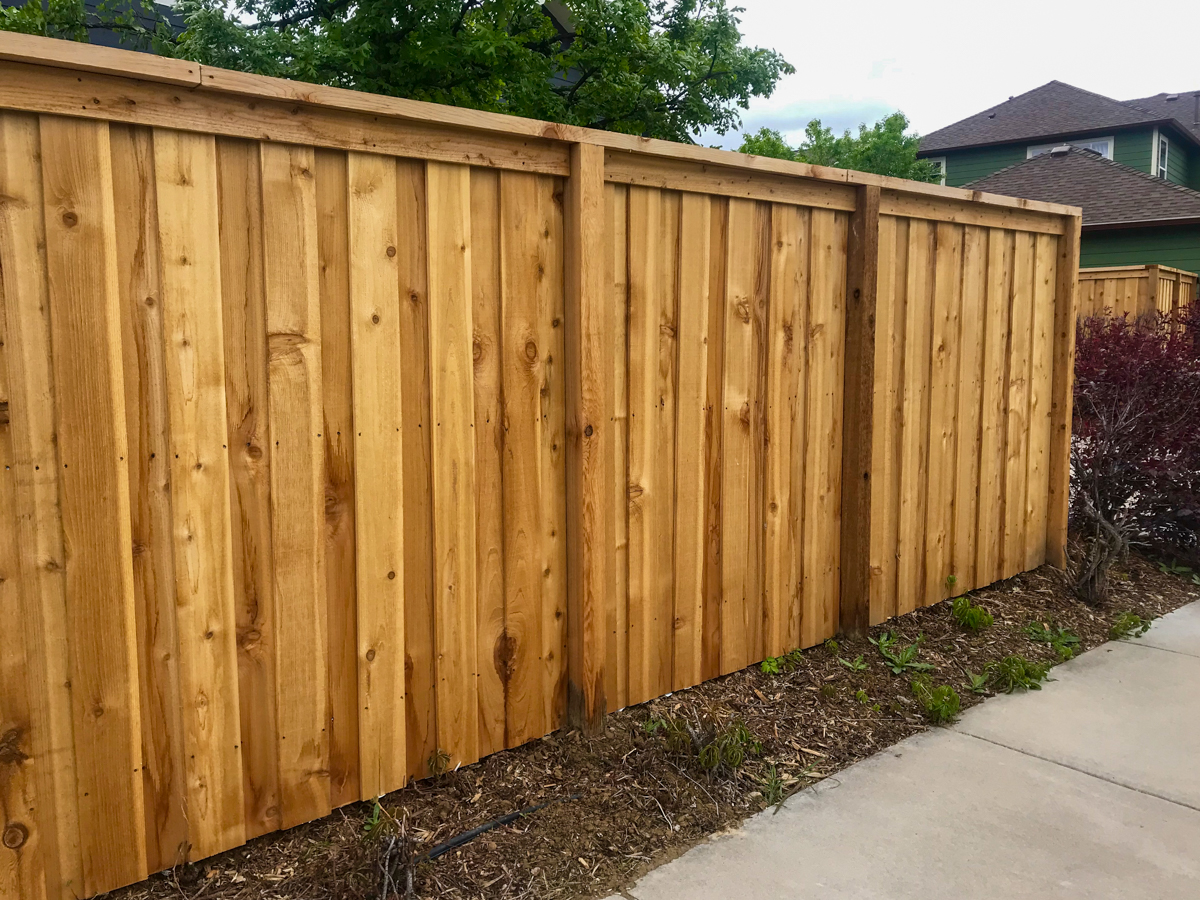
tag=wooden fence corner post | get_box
[564,142,607,735]
[1046,214,1081,569]
[838,184,881,636]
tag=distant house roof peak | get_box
[919,80,1200,154]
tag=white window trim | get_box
[1027,136,1114,160]
[927,156,947,186]
[1157,133,1169,179]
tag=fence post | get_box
[564,142,607,734]
[1146,264,1161,316]
[839,184,881,636]
[1046,215,1081,569]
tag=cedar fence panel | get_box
[1078,264,1197,320]
[0,32,1080,900]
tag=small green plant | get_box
[1158,559,1194,576]
[838,654,867,672]
[854,688,870,704]
[760,648,805,675]
[987,655,1050,693]
[759,764,786,806]
[1025,621,1080,660]
[910,675,961,725]
[362,798,389,840]
[428,747,451,778]
[870,630,934,675]
[646,713,762,776]
[951,595,994,633]
[823,638,841,655]
[964,670,989,695]
[1109,612,1151,640]
[818,683,837,700]
[945,574,960,595]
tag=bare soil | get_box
[112,551,1199,900]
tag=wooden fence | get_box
[0,32,1081,900]
[1078,264,1197,320]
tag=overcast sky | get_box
[703,0,1200,149]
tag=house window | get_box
[1158,136,1169,179]
[1027,137,1113,159]
[927,156,947,186]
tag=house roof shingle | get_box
[964,147,1200,227]
[1122,91,1200,140]
[918,81,1200,154]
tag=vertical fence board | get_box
[604,183,629,711]
[1002,232,1035,579]
[427,161,479,766]
[0,210,43,900]
[154,127,245,861]
[719,197,758,673]
[763,203,803,656]
[214,137,279,839]
[951,226,987,591]
[894,218,933,617]
[471,167,506,756]
[868,215,900,624]
[925,223,963,604]
[314,148,359,808]
[1047,218,1081,568]
[259,142,330,827]
[40,116,147,892]
[802,208,846,642]
[626,186,679,698]
[1024,233,1057,571]
[0,111,82,900]
[701,198,728,680]
[394,158,437,781]
[977,229,1012,585]
[672,192,711,688]
[346,151,405,798]
[110,123,188,871]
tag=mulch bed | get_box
[115,551,1199,900]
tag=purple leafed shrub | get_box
[1070,304,1200,603]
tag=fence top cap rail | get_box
[0,30,1082,220]
[1080,264,1196,277]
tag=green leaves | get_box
[870,631,935,675]
[987,655,1051,693]
[910,675,960,725]
[838,654,867,673]
[952,595,994,633]
[737,111,941,181]
[1024,621,1080,660]
[1109,612,1151,640]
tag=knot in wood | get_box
[2,824,27,850]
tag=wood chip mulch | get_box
[113,550,1199,900]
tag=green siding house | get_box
[917,82,1200,274]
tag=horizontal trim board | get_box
[880,190,1069,235]
[0,60,569,175]
[0,32,1080,218]
[604,150,857,211]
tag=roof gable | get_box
[920,81,1173,154]
[1122,91,1200,141]
[964,147,1200,227]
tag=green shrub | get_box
[911,675,961,725]
[987,655,1051,693]
[645,714,762,776]
[951,595,994,633]
[760,648,805,675]
[870,630,934,675]
[1025,621,1080,660]
[1109,612,1151,640]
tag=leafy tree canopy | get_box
[1,0,793,143]
[738,112,939,181]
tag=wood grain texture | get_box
[976,229,1013,586]
[1001,232,1035,580]
[701,198,728,681]
[626,186,679,698]
[0,111,82,900]
[1046,219,1080,569]
[470,167,506,756]
[109,123,187,871]
[426,161,479,767]
[346,151,405,798]
[802,208,846,642]
[395,157,436,781]
[40,115,147,893]
[604,183,630,712]
[154,126,246,861]
[763,203,805,656]
[314,148,359,808]
[924,222,963,605]
[672,192,712,687]
[565,142,610,727]
[259,142,330,827]
[1024,233,1057,571]
[214,136,279,840]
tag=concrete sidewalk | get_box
[605,602,1200,900]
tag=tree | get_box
[737,112,940,181]
[0,0,793,143]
